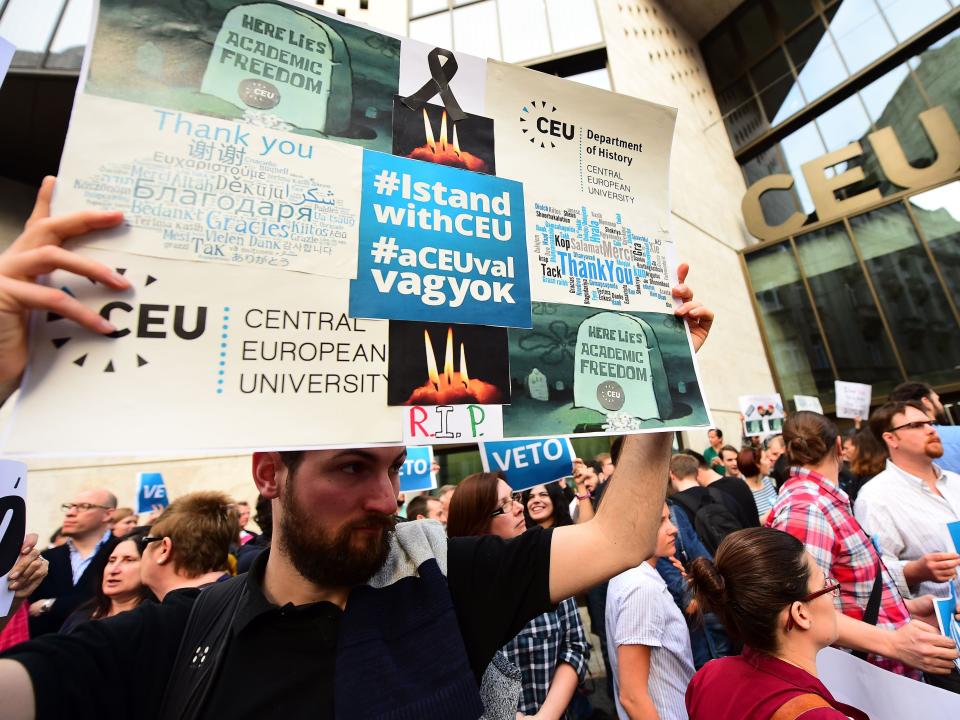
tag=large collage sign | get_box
[3,0,712,455]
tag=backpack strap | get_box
[852,559,884,661]
[157,577,247,720]
[770,693,831,720]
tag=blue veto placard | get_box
[479,437,575,492]
[136,472,169,513]
[399,445,436,493]
[349,149,530,328]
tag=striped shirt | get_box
[749,476,779,519]
[606,562,694,720]
[854,459,960,599]
[768,467,914,677]
[500,597,590,718]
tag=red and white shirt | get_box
[767,467,914,677]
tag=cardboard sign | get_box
[793,394,823,413]
[136,472,170,514]
[0,460,27,617]
[398,446,435,493]
[349,149,530,327]
[480,437,575,492]
[835,381,872,420]
[738,393,784,438]
[817,646,960,715]
[0,36,14,90]
[403,404,503,445]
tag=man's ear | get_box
[155,537,174,566]
[252,452,284,499]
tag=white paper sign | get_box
[817,646,960,715]
[835,381,872,420]
[738,393,784,438]
[0,460,28,617]
[794,395,824,413]
[402,404,503,445]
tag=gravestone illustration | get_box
[573,312,672,420]
[201,3,353,133]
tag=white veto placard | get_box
[835,381,872,420]
[0,460,27,617]
[738,393,784,438]
[794,395,824,413]
[817,646,960,716]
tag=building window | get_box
[409,0,602,64]
[700,0,955,152]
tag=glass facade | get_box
[718,1,960,406]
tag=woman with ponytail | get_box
[685,528,868,720]
[765,412,954,679]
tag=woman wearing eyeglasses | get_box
[447,472,590,720]
[60,528,156,633]
[685,527,868,720]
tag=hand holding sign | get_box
[0,177,129,384]
[672,263,713,353]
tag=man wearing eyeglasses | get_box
[856,400,960,693]
[27,489,116,636]
[855,401,960,602]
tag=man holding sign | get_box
[0,183,955,717]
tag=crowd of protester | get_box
[0,185,958,718]
[3,378,959,719]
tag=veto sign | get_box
[399,446,435,493]
[136,472,170,514]
[480,437,575,492]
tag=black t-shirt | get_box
[3,527,553,720]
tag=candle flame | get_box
[443,326,454,385]
[424,330,440,389]
[439,111,448,153]
[459,342,469,385]
[422,108,437,153]
[452,123,461,157]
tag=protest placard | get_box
[0,460,27,617]
[480,438,575,492]
[5,0,710,456]
[817,646,960,715]
[738,394,785,438]
[835,381,872,420]
[933,585,960,671]
[398,446,436,493]
[4,250,402,454]
[136,472,169,514]
[794,394,823,413]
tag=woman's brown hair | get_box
[783,411,838,466]
[850,428,887,479]
[688,527,811,654]
[446,472,502,538]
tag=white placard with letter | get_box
[0,460,28,617]
[835,381,871,420]
[794,395,823,413]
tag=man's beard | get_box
[925,438,945,459]
[278,480,396,588]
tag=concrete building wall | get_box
[596,0,776,450]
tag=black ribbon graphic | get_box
[401,47,466,123]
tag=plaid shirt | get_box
[767,467,915,677]
[501,597,590,717]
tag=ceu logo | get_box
[520,100,576,149]
[48,268,208,373]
